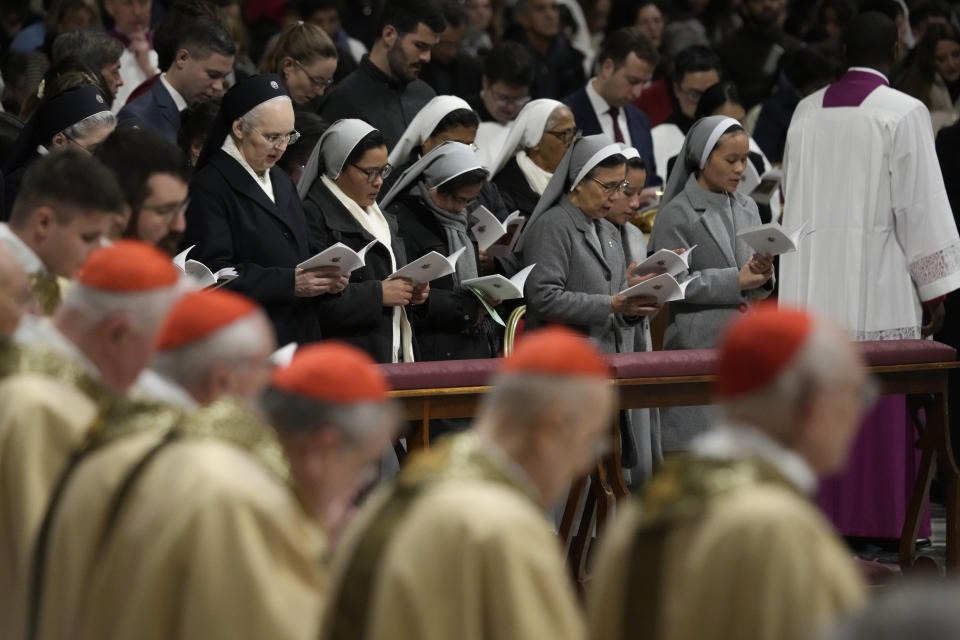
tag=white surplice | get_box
[780,77,960,339]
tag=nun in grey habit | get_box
[650,115,775,451]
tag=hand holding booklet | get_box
[389,246,467,284]
[297,240,377,272]
[632,245,697,277]
[173,245,238,288]
[471,207,526,257]
[736,221,813,256]
[619,273,700,305]
[461,265,537,327]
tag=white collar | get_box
[691,421,818,494]
[13,316,101,379]
[848,67,890,83]
[132,368,197,409]
[160,73,188,112]
[0,223,47,276]
[221,135,275,203]
[586,78,614,117]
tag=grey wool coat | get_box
[520,196,639,355]
[650,173,773,450]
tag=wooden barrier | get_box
[384,342,959,574]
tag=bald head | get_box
[0,247,33,338]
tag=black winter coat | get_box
[183,150,322,346]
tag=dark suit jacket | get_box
[183,150,321,346]
[562,85,660,187]
[117,78,181,143]
[301,177,414,364]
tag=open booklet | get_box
[740,167,783,207]
[173,245,238,288]
[297,240,377,272]
[736,220,813,256]
[632,245,697,277]
[389,246,467,284]
[619,273,700,306]
[461,264,536,327]
[269,342,298,367]
[471,208,526,258]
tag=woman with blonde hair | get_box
[258,21,338,105]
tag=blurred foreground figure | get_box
[588,305,869,640]
[322,326,616,640]
[824,580,960,640]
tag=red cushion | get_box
[607,349,718,379]
[380,358,502,391]
[857,340,956,366]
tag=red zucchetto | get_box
[75,240,180,291]
[715,304,814,397]
[271,342,390,403]
[155,289,259,351]
[502,326,610,378]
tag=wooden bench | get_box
[381,340,959,574]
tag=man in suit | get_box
[563,28,661,186]
[118,17,235,143]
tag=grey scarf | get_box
[415,181,478,290]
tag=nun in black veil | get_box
[182,73,347,346]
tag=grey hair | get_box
[62,278,189,336]
[480,371,607,428]
[823,580,960,640]
[236,95,293,134]
[151,312,274,387]
[258,387,399,445]
[52,30,123,68]
[62,111,115,140]
[720,321,851,434]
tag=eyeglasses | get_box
[546,127,579,146]
[140,198,190,217]
[294,59,334,89]
[589,176,629,195]
[255,129,301,148]
[487,87,531,107]
[64,133,99,154]
[351,162,393,183]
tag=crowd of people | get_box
[1,0,960,637]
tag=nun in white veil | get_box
[298,118,425,364]
[517,134,660,356]
[489,99,577,218]
[650,115,775,451]
[380,142,502,365]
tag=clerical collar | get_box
[160,73,188,112]
[132,368,197,410]
[0,223,47,276]
[847,66,890,84]
[477,433,544,506]
[691,421,817,494]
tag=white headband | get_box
[699,117,741,169]
[621,146,641,161]
[571,143,624,191]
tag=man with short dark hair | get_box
[717,0,801,109]
[419,1,483,98]
[564,27,660,186]
[95,127,192,254]
[1,150,125,315]
[319,0,446,148]
[118,17,236,143]
[466,40,535,124]
[508,0,585,99]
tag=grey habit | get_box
[650,116,773,451]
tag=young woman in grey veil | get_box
[379,141,501,367]
[650,115,775,452]
[298,118,427,364]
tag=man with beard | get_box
[95,127,191,255]
[717,0,801,109]
[319,0,446,149]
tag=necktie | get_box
[608,106,625,144]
